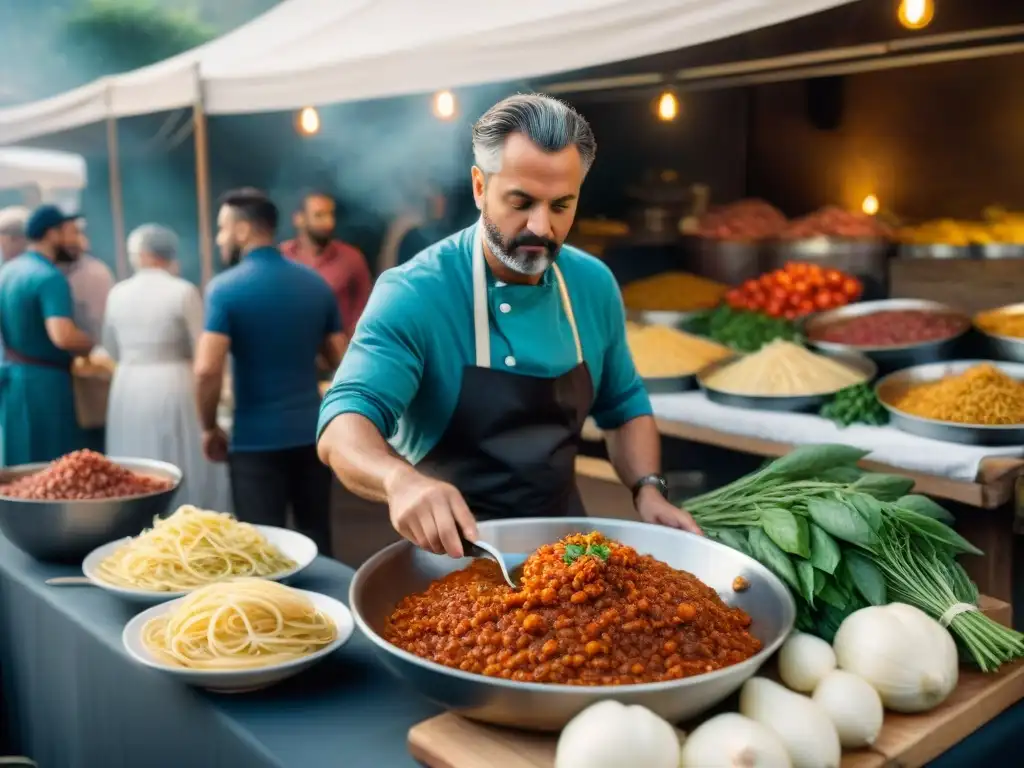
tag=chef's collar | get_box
[484,257,556,289]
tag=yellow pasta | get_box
[890,363,1024,425]
[141,579,337,670]
[626,323,731,378]
[96,505,297,592]
[703,340,866,396]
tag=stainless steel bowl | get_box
[976,243,1024,260]
[685,238,764,285]
[643,374,696,394]
[697,349,877,413]
[897,244,973,260]
[763,237,893,300]
[350,518,795,731]
[805,299,971,373]
[876,360,1024,446]
[626,309,704,330]
[0,457,182,562]
[975,303,1024,363]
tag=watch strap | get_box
[631,473,668,501]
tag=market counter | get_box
[0,533,438,768]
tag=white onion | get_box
[777,631,836,693]
[812,670,884,747]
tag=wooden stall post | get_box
[104,103,127,279]
[192,65,214,289]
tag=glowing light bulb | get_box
[862,194,880,216]
[898,0,934,30]
[297,107,320,135]
[656,91,679,122]
[433,90,456,120]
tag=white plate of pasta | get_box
[122,579,354,692]
[82,505,318,603]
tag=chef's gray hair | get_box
[127,223,179,271]
[0,206,29,238]
[472,93,596,176]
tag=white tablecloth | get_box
[649,392,1024,482]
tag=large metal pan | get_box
[349,517,795,731]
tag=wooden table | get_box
[576,419,1024,604]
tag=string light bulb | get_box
[898,0,934,30]
[861,194,880,216]
[656,91,679,122]
[433,90,456,120]
[297,107,320,136]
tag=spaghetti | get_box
[141,579,337,670]
[95,505,297,592]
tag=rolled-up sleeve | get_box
[39,273,74,319]
[589,270,652,430]
[317,273,425,440]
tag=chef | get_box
[317,93,700,559]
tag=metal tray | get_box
[897,244,973,260]
[697,348,877,413]
[976,243,1024,260]
[975,303,1024,363]
[349,517,795,731]
[643,373,696,395]
[626,309,705,330]
[805,298,971,373]
[875,360,1024,446]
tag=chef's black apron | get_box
[414,228,594,521]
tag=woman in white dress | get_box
[102,224,230,512]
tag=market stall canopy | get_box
[0,147,86,191]
[0,0,856,144]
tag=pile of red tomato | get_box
[725,262,863,319]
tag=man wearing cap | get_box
[0,204,95,464]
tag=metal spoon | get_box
[45,576,93,586]
[460,535,527,589]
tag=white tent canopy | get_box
[0,147,86,191]
[0,0,854,144]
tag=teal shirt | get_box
[0,251,74,364]
[318,224,651,463]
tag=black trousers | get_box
[227,444,333,556]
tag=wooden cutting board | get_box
[409,597,1022,768]
[410,662,1024,768]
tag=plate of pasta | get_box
[82,505,318,602]
[122,579,353,692]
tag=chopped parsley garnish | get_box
[563,542,611,565]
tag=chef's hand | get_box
[636,487,703,536]
[202,427,229,463]
[385,466,479,558]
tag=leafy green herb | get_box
[843,549,888,605]
[808,522,841,574]
[807,497,876,549]
[563,542,610,565]
[686,305,802,353]
[847,492,885,532]
[851,473,915,501]
[761,506,810,558]
[819,383,890,428]
[748,528,800,592]
[795,558,817,606]
[764,444,870,480]
[895,494,956,525]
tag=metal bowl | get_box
[684,237,764,285]
[804,299,971,373]
[643,374,696,394]
[974,303,1024,363]
[875,360,1024,446]
[349,517,795,731]
[0,457,182,563]
[697,348,877,413]
[763,237,893,301]
[626,309,705,330]
[976,243,1024,260]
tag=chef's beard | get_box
[306,230,333,249]
[54,247,77,264]
[226,245,242,267]
[481,212,559,277]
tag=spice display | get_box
[702,340,866,397]
[810,309,968,347]
[819,383,889,428]
[726,262,862,319]
[693,198,787,241]
[383,532,761,685]
[619,271,728,312]
[888,363,1024,425]
[684,443,1024,671]
[625,322,731,378]
[975,307,1024,339]
[899,212,1024,246]
[780,206,891,240]
[687,305,802,353]
[0,449,173,500]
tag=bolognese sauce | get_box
[384,532,761,686]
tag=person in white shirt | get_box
[102,224,230,511]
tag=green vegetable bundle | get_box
[819,383,889,428]
[683,444,1024,671]
[686,305,802,353]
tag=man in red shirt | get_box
[280,191,371,335]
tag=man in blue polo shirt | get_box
[194,188,346,553]
[317,94,700,559]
